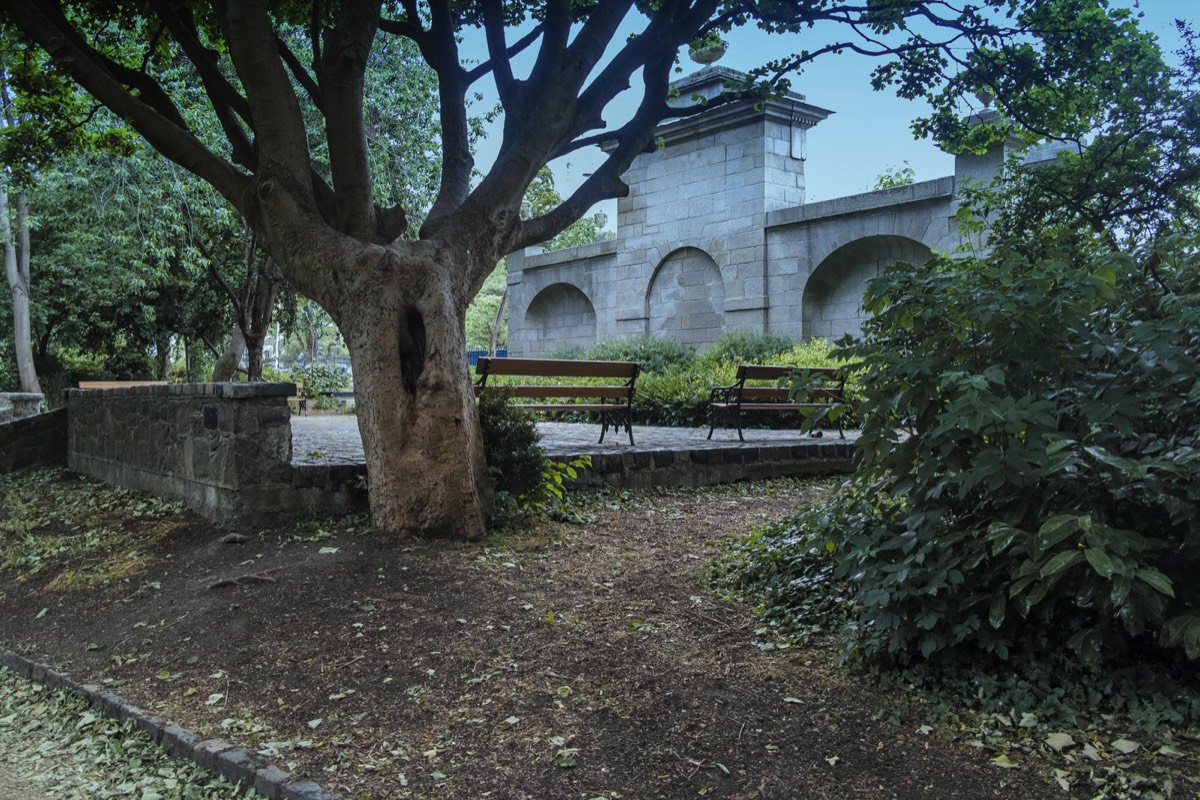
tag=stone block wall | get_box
[65,383,364,525]
[0,409,68,474]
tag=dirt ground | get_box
[0,475,1065,800]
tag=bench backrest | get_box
[736,365,839,383]
[476,357,639,381]
[78,380,169,389]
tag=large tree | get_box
[0,0,1157,537]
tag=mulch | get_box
[0,476,1063,799]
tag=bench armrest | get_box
[709,384,738,403]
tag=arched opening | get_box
[645,247,725,347]
[524,283,597,356]
[803,235,932,340]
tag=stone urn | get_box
[688,42,726,65]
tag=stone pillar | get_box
[0,392,44,420]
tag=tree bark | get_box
[1,184,39,393]
[211,325,246,381]
[334,246,490,539]
[155,334,172,379]
[488,287,507,357]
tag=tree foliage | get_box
[0,0,1171,536]
[722,25,1200,668]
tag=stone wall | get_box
[0,409,68,474]
[66,383,363,525]
[505,70,1038,355]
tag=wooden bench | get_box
[474,357,641,445]
[708,365,845,441]
[78,381,169,389]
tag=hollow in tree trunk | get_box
[334,253,491,540]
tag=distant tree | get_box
[872,161,916,190]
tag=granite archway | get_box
[802,235,932,341]
[645,247,725,347]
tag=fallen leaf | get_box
[991,754,1019,768]
[1111,738,1140,755]
[1045,732,1076,753]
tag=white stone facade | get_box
[507,68,1016,356]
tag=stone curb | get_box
[0,644,337,799]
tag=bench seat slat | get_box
[708,363,846,441]
[494,385,632,399]
[710,402,833,411]
[474,356,641,445]
[511,403,629,413]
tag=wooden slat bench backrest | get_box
[736,365,839,383]
[474,357,641,445]
[476,357,639,381]
[77,380,169,389]
[708,364,845,441]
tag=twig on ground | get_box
[206,568,281,590]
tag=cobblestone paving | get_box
[290,414,860,466]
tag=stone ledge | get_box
[765,176,956,228]
[0,643,338,799]
[65,381,297,400]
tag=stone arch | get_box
[645,247,725,347]
[802,235,931,340]
[524,283,597,356]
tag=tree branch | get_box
[318,0,380,239]
[0,0,250,210]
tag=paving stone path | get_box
[291,415,859,466]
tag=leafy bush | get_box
[636,361,735,427]
[723,238,1200,670]
[477,389,546,507]
[700,330,795,366]
[542,343,588,361]
[768,338,837,368]
[289,362,350,398]
[585,335,695,375]
[476,390,592,527]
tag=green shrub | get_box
[722,238,1200,670]
[585,335,695,375]
[290,362,350,398]
[767,337,837,368]
[542,343,588,361]
[636,361,735,427]
[476,391,592,527]
[700,330,795,366]
[477,390,545,509]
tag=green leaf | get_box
[1039,550,1083,579]
[1083,548,1114,579]
[988,592,1006,628]
[1135,568,1175,597]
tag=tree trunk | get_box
[245,330,265,380]
[2,186,39,394]
[336,261,491,540]
[489,287,508,357]
[211,326,246,381]
[155,335,172,379]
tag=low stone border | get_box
[0,644,336,800]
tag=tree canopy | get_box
[0,0,1173,536]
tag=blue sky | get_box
[463,2,1196,228]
